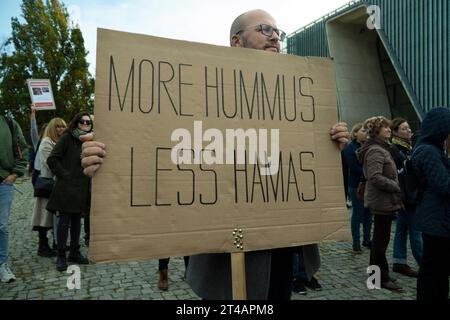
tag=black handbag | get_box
[33,176,54,198]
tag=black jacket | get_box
[390,143,409,172]
[46,131,91,214]
[411,107,450,238]
[341,141,363,188]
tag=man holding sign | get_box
[81,9,349,300]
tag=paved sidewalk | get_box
[0,178,420,300]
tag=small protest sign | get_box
[27,79,56,110]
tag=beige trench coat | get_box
[31,137,55,228]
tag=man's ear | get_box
[231,34,243,47]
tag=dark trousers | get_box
[370,214,393,283]
[57,212,81,254]
[417,233,450,300]
[37,226,51,241]
[159,256,190,271]
[292,247,307,280]
[268,247,293,300]
[83,214,90,241]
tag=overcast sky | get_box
[1,0,353,74]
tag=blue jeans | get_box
[393,208,423,265]
[348,187,372,245]
[0,183,15,264]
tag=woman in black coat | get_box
[389,118,422,278]
[47,113,93,271]
[411,107,450,300]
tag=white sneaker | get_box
[346,198,352,208]
[0,263,16,283]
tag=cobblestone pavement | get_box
[0,177,420,300]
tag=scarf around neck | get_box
[71,128,91,141]
[392,136,412,151]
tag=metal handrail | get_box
[287,0,363,38]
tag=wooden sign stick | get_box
[231,252,247,300]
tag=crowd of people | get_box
[340,111,450,298]
[0,9,449,301]
[1,110,93,279]
[80,9,450,300]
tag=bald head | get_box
[229,9,277,46]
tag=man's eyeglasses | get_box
[79,120,92,125]
[237,24,286,41]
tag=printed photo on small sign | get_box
[91,28,349,263]
[27,79,56,110]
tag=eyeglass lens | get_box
[261,24,286,41]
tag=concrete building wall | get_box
[287,0,450,121]
[326,21,391,127]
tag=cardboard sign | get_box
[91,28,349,263]
[27,79,56,110]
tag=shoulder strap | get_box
[4,116,23,160]
[5,116,14,136]
[36,138,42,152]
[408,145,426,183]
[5,116,15,156]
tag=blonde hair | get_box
[351,123,364,141]
[43,118,67,142]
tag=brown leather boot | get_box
[392,263,418,278]
[158,269,168,291]
[381,280,403,292]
